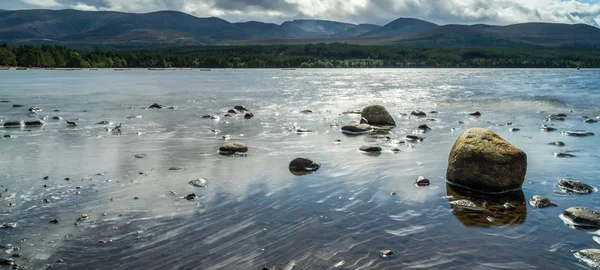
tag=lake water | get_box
[0,69,599,269]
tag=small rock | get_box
[341,123,373,135]
[3,135,11,138]
[134,154,147,159]
[189,178,208,188]
[410,111,427,117]
[405,135,423,142]
[562,131,594,137]
[558,179,594,194]
[43,176,49,180]
[563,207,600,227]
[469,111,481,116]
[223,113,232,117]
[3,120,24,128]
[227,109,238,114]
[380,250,394,257]
[509,128,520,132]
[234,106,248,112]
[418,124,431,132]
[43,198,50,204]
[300,110,313,114]
[390,192,397,195]
[49,219,59,224]
[295,128,312,133]
[148,103,164,109]
[585,119,598,123]
[12,104,24,108]
[55,259,64,263]
[77,214,89,222]
[219,142,248,155]
[29,106,42,112]
[415,176,430,187]
[134,197,139,200]
[333,139,341,144]
[548,141,565,146]
[429,111,439,114]
[244,113,254,119]
[64,177,70,181]
[168,167,183,171]
[96,121,111,125]
[554,152,576,158]
[359,145,382,152]
[457,121,464,124]
[185,193,197,201]
[1,223,17,229]
[529,195,557,208]
[24,119,45,127]
[51,116,62,120]
[575,249,600,270]
[503,203,516,210]
[391,148,402,153]
[289,158,321,173]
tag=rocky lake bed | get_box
[0,69,599,269]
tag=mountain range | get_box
[1,9,600,48]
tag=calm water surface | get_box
[0,69,599,269]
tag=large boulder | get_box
[563,207,600,228]
[289,158,320,175]
[446,128,527,193]
[219,142,248,155]
[361,105,395,126]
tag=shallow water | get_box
[0,68,599,269]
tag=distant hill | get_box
[1,9,599,48]
[361,18,438,37]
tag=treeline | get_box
[1,42,600,68]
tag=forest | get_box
[1,42,599,68]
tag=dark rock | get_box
[244,113,254,119]
[457,121,464,124]
[405,135,423,142]
[509,128,520,132]
[43,198,50,203]
[49,219,59,224]
[429,111,439,114]
[201,114,212,119]
[134,197,139,200]
[427,118,436,122]
[12,104,24,108]
[391,148,401,153]
[300,110,313,114]
[43,176,49,180]
[148,103,164,109]
[446,128,527,193]
[96,121,111,125]
[134,154,147,159]
[219,142,248,154]
[563,207,600,227]
[64,178,70,181]
[359,145,382,152]
[415,176,430,187]
[342,110,362,115]
[51,116,62,120]
[168,167,183,171]
[227,109,238,114]
[341,123,373,134]
[189,178,208,187]
[289,158,321,175]
[418,124,431,132]
[468,111,481,116]
[3,135,11,138]
[541,126,557,132]
[529,195,557,208]
[3,121,24,128]
[185,193,197,201]
[585,119,598,123]
[575,249,600,269]
[410,110,427,117]
[1,223,17,229]
[223,113,232,117]
[562,131,595,137]
[558,179,594,194]
[295,128,312,133]
[362,105,396,126]
[24,119,45,127]
[29,106,42,112]
[548,141,565,146]
[234,106,248,112]
[554,152,576,158]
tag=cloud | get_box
[3,0,600,27]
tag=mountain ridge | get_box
[1,9,599,48]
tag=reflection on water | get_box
[446,183,527,228]
[0,69,599,269]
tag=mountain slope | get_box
[486,23,600,46]
[362,18,438,37]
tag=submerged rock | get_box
[548,141,565,146]
[554,152,576,158]
[3,120,24,128]
[234,106,248,112]
[418,124,431,132]
[97,121,111,125]
[244,113,254,119]
[12,104,24,108]
[219,142,248,155]
[52,116,62,120]
[189,178,208,188]
[24,119,44,127]
[148,103,164,109]
[405,135,423,142]
[168,167,183,171]
[575,249,600,270]
[410,110,427,117]
[361,105,396,126]
[341,123,373,134]
[300,110,313,114]
[134,154,147,159]
[509,128,520,132]
[359,145,382,153]
[563,207,600,228]
[446,128,527,193]
[415,176,430,187]
[185,193,197,201]
[562,131,595,137]
[469,111,482,116]
[529,195,557,208]
[585,119,598,123]
[558,179,594,194]
[289,158,321,175]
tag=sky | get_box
[1,0,600,27]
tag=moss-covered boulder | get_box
[446,128,527,193]
[361,105,395,126]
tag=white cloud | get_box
[6,0,600,26]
